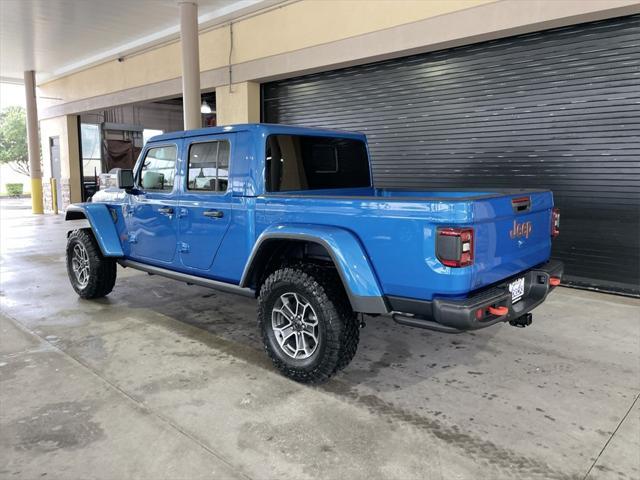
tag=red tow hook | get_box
[549,277,561,286]
[488,305,509,316]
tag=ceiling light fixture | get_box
[200,101,212,114]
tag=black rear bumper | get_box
[389,260,564,333]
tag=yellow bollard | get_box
[50,178,59,215]
[30,178,44,214]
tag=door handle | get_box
[203,210,224,218]
[158,206,174,215]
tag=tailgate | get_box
[470,191,554,290]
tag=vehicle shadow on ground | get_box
[110,271,501,394]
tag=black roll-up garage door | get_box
[263,14,640,296]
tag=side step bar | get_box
[118,259,255,298]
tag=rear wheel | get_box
[66,229,117,299]
[257,264,359,383]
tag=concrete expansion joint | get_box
[581,393,640,480]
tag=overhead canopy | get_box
[0,0,283,84]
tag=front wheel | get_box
[257,264,359,383]
[66,229,117,299]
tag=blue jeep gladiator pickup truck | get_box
[65,123,563,383]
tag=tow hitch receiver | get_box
[509,313,533,328]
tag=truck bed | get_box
[250,188,554,300]
[264,186,549,201]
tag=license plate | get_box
[509,277,525,303]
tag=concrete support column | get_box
[24,70,44,214]
[215,82,261,126]
[179,1,201,130]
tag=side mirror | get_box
[116,169,134,190]
[99,168,137,193]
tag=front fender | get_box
[65,203,124,257]
[241,224,388,314]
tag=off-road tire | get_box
[66,229,117,299]
[257,263,359,383]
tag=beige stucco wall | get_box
[225,0,496,65]
[37,0,639,123]
[39,42,184,107]
[38,0,494,104]
[40,115,82,207]
[215,82,260,125]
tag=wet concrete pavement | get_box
[1,198,638,480]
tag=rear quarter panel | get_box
[255,195,475,300]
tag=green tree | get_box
[0,106,30,176]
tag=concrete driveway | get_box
[1,199,638,480]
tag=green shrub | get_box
[5,183,23,196]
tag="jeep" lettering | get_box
[509,220,533,239]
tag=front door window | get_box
[139,146,177,191]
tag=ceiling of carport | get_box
[0,0,284,83]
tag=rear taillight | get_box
[551,208,560,238]
[436,227,474,267]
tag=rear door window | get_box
[187,141,230,193]
[265,135,370,192]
